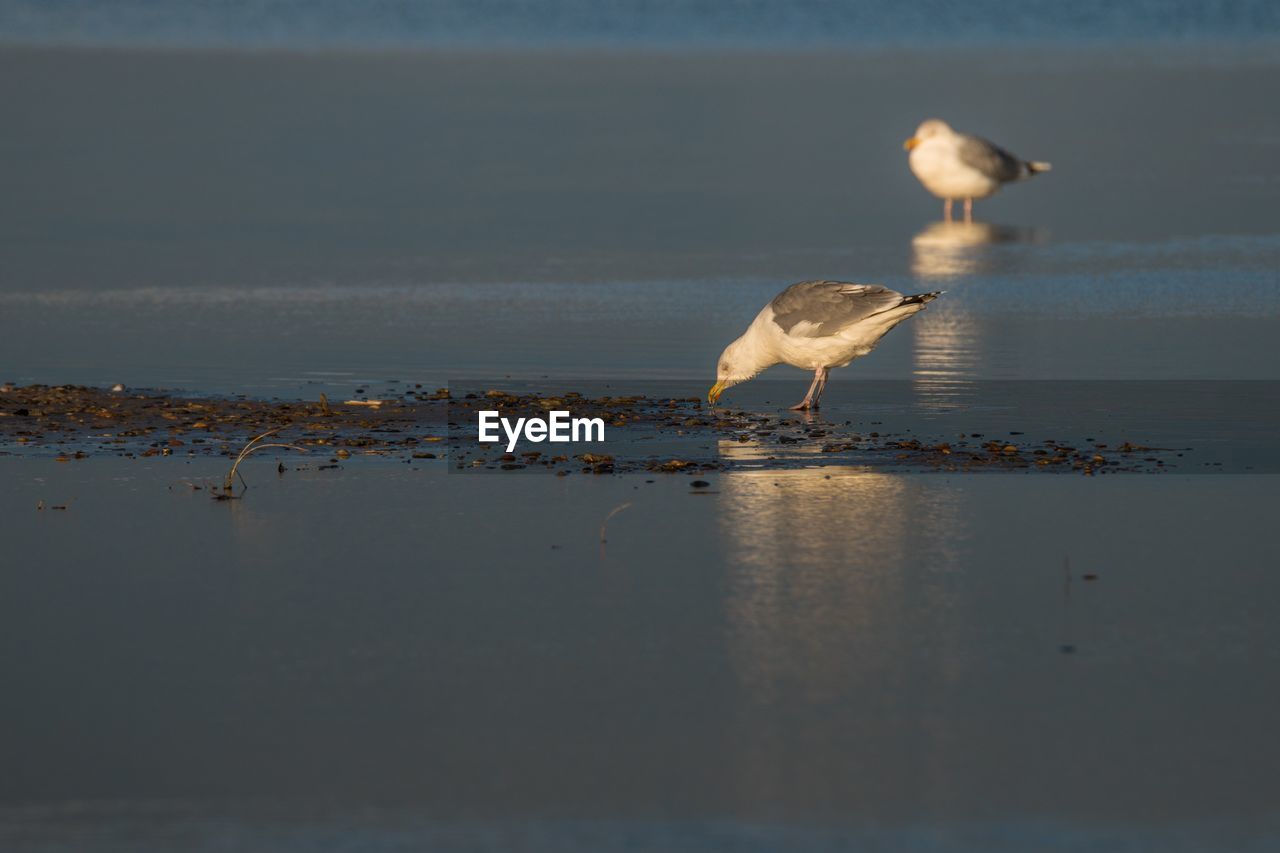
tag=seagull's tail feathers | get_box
[869,291,942,337]
[902,291,943,306]
[1026,160,1052,175]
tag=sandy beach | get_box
[2,13,1280,852]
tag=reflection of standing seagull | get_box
[910,220,1031,279]
[904,119,1051,222]
[709,281,940,411]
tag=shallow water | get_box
[2,46,1280,393]
[1,460,1277,850]
[5,0,1280,48]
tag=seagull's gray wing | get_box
[956,134,1024,182]
[770,280,907,337]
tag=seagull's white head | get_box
[708,334,769,405]
[904,118,955,151]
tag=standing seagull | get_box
[903,119,1051,222]
[708,281,941,411]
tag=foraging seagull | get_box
[708,281,941,411]
[903,119,1051,221]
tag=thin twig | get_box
[599,502,633,544]
[222,427,308,493]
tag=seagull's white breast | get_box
[909,138,1000,200]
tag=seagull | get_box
[903,119,1051,222]
[708,281,941,411]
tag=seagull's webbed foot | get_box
[788,400,812,411]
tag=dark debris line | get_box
[0,385,1176,475]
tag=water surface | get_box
[2,46,1279,392]
[1,460,1277,850]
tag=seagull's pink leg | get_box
[811,367,830,410]
[789,369,823,411]
[943,199,953,221]
[964,197,973,222]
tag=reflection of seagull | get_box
[911,220,1035,279]
[709,280,940,411]
[717,469,912,703]
[913,220,1024,248]
[904,119,1051,222]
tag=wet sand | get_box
[10,381,1276,475]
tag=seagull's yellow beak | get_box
[708,381,726,405]
[903,136,921,151]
